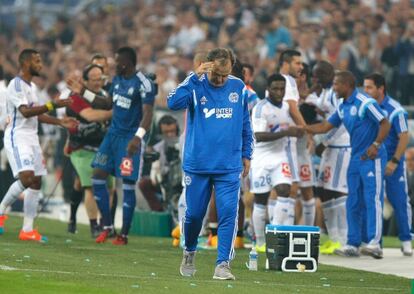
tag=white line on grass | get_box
[0,265,405,292]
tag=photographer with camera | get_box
[139,115,182,214]
[65,64,112,237]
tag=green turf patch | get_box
[0,216,411,293]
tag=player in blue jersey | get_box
[168,48,253,280]
[363,73,412,256]
[305,71,390,259]
[68,47,155,245]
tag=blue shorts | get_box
[92,132,141,182]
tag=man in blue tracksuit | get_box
[364,73,413,256]
[167,48,253,280]
[305,71,390,259]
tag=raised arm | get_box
[167,63,214,110]
[66,77,112,109]
[167,73,198,110]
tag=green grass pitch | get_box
[0,216,411,293]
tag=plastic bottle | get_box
[248,246,258,271]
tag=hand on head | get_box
[195,62,214,77]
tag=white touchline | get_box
[0,265,405,292]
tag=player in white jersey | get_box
[278,50,316,226]
[311,61,351,254]
[250,74,304,251]
[0,49,77,241]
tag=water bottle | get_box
[248,247,258,271]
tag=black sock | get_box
[211,228,218,236]
[89,219,98,228]
[70,189,83,223]
[237,230,244,237]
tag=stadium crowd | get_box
[1,0,414,105]
[0,0,413,279]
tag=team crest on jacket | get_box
[228,92,239,103]
[200,96,208,105]
[184,175,192,186]
[350,106,357,116]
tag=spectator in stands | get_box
[167,10,206,55]
[395,18,414,105]
[263,15,292,59]
[1,0,414,229]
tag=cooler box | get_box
[265,225,320,272]
[130,210,172,237]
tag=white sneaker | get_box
[401,241,413,257]
[334,245,360,257]
[180,250,196,277]
[360,244,383,259]
[213,262,235,280]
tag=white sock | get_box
[267,199,277,224]
[252,203,266,246]
[22,188,40,232]
[285,198,296,225]
[273,197,295,225]
[272,197,287,225]
[0,180,25,215]
[301,198,316,226]
[335,196,348,246]
[322,199,338,242]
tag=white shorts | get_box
[317,147,350,194]
[286,139,300,183]
[5,139,47,178]
[297,147,315,188]
[250,160,292,194]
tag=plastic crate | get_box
[265,225,320,272]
